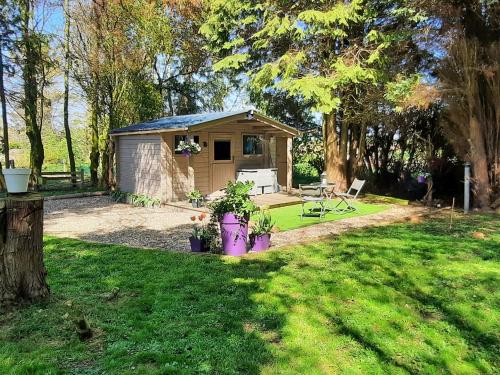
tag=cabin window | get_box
[174,135,199,154]
[214,140,231,161]
[243,134,263,155]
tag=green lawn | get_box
[255,199,389,231]
[0,214,498,374]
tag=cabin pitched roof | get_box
[110,110,301,136]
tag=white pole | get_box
[464,162,470,213]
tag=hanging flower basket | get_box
[176,140,201,157]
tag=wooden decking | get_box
[251,192,302,209]
[163,192,302,213]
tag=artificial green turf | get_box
[254,199,389,231]
[0,214,498,374]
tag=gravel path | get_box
[270,205,427,248]
[44,196,198,252]
[44,196,426,252]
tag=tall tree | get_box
[72,0,227,188]
[63,0,76,182]
[201,0,427,189]
[19,0,44,181]
[398,0,500,208]
[0,0,14,165]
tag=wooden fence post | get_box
[0,193,49,306]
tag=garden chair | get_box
[321,183,337,211]
[299,184,326,219]
[333,178,366,212]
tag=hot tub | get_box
[236,168,279,195]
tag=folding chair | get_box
[321,183,337,211]
[299,184,326,219]
[333,178,366,212]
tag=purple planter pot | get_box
[219,213,248,256]
[250,233,271,252]
[189,236,205,252]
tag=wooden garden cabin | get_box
[110,110,301,202]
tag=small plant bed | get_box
[252,199,389,232]
[111,191,160,208]
[0,214,497,373]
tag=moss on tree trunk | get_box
[0,194,49,306]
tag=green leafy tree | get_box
[201,0,428,188]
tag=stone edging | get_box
[44,191,109,201]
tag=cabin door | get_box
[276,137,288,188]
[210,133,235,192]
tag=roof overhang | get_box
[187,112,302,137]
[109,127,188,137]
[109,110,301,137]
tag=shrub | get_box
[186,189,203,201]
[209,181,257,219]
[111,190,160,208]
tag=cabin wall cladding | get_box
[113,111,299,202]
[117,135,162,199]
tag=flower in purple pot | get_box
[249,208,274,252]
[189,213,209,252]
[250,233,271,252]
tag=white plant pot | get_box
[2,168,31,193]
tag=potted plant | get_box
[175,139,201,157]
[2,167,31,193]
[249,209,275,252]
[189,213,209,252]
[209,181,257,256]
[186,189,204,208]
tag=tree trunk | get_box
[339,119,349,187]
[0,39,10,165]
[0,194,49,306]
[107,138,115,190]
[89,100,100,186]
[324,112,347,190]
[469,115,491,208]
[63,0,77,185]
[100,139,109,188]
[20,0,44,181]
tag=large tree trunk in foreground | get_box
[0,194,49,306]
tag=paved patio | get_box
[44,196,425,252]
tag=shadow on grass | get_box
[238,214,499,373]
[1,214,498,374]
[1,237,288,374]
